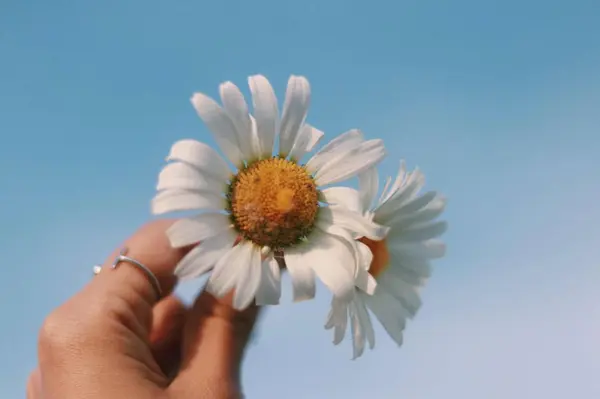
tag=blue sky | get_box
[1,0,599,397]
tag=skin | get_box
[28,220,261,399]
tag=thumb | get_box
[169,290,261,398]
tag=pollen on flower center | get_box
[359,237,390,278]
[228,157,319,248]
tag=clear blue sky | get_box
[1,0,599,398]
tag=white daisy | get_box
[322,162,448,359]
[151,75,390,310]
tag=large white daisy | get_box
[151,75,390,310]
[322,162,447,359]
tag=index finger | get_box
[38,220,194,396]
[93,219,187,307]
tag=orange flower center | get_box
[228,157,319,248]
[358,237,390,278]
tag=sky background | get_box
[1,0,599,398]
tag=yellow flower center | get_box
[228,157,319,248]
[358,237,390,278]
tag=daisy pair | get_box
[151,75,447,358]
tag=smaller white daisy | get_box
[322,162,448,359]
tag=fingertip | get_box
[150,295,187,347]
[26,369,42,399]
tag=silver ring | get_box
[93,247,163,299]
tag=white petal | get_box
[174,246,213,280]
[233,245,262,310]
[312,257,354,301]
[279,75,310,157]
[325,296,349,345]
[378,160,408,206]
[317,207,389,241]
[375,168,425,220]
[303,125,324,152]
[364,290,408,346]
[157,162,226,193]
[315,225,363,288]
[395,191,438,215]
[356,269,378,296]
[325,302,336,330]
[151,190,226,214]
[378,176,393,206]
[174,228,237,280]
[166,213,231,248]
[358,167,379,213]
[388,252,432,280]
[248,115,262,161]
[206,240,254,298]
[420,239,447,259]
[387,265,427,287]
[388,239,446,260]
[357,241,374,272]
[248,75,278,158]
[283,250,317,302]
[394,221,448,242]
[255,256,282,305]
[355,242,377,295]
[314,139,386,186]
[190,93,244,167]
[386,195,447,228]
[387,239,438,280]
[219,82,256,161]
[334,312,349,345]
[319,187,362,213]
[166,140,232,182]
[349,301,366,359]
[305,129,364,175]
[304,231,356,301]
[378,189,437,225]
[378,271,422,317]
[354,293,375,349]
[288,124,324,162]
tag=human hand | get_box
[28,220,260,399]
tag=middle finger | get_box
[150,295,187,378]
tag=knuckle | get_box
[84,293,138,335]
[38,307,77,352]
[38,299,116,365]
[99,292,147,336]
[38,294,134,360]
[38,297,105,352]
